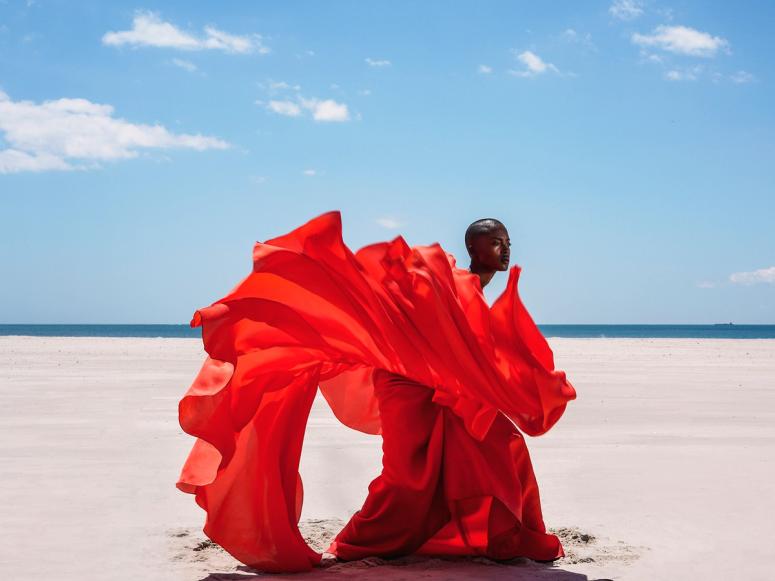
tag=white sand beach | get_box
[1,336,774,580]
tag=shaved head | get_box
[464,218,510,286]
[465,218,505,251]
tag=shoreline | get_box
[3,323,775,341]
[3,334,775,340]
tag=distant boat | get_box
[713,322,735,326]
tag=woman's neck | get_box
[467,266,495,289]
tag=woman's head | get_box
[465,218,510,272]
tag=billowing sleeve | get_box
[175,212,431,572]
[488,265,577,436]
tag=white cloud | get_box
[202,25,261,54]
[376,217,402,229]
[358,89,372,96]
[478,64,493,74]
[509,50,559,77]
[260,79,301,94]
[729,267,775,285]
[0,89,229,173]
[520,51,554,73]
[171,57,197,72]
[102,10,268,54]
[665,68,756,84]
[609,0,644,21]
[665,66,702,81]
[263,95,350,122]
[0,149,71,173]
[632,25,729,57]
[365,57,391,67]
[696,281,716,289]
[267,100,302,117]
[730,70,756,84]
[301,98,350,122]
[302,169,316,176]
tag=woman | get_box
[176,210,576,572]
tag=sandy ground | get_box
[1,336,774,580]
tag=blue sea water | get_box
[0,324,201,338]
[540,324,775,339]
[0,324,774,339]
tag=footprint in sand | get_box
[550,526,643,566]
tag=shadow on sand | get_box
[196,556,609,580]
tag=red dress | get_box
[176,210,576,572]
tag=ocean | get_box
[1,324,774,339]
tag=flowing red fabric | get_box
[176,210,576,572]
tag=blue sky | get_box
[1,0,773,324]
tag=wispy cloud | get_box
[696,281,716,289]
[509,50,559,77]
[665,66,703,81]
[656,7,675,21]
[478,64,493,74]
[302,169,316,176]
[102,10,268,54]
[729,267,775,285]
[262,96,350,122]
[730,70,756,84]
[365,57,391,67]
[609,0,644,21]
[561,28,596,51]
[258,80,349,122]
[639,50,664,64]
[376,217,402,229]
[268,80,300,91]
[632,25,729,57]
[266,100,302,117]
[171,58,197,72]
[0,90,229,173]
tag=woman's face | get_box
[471,226,511,271]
